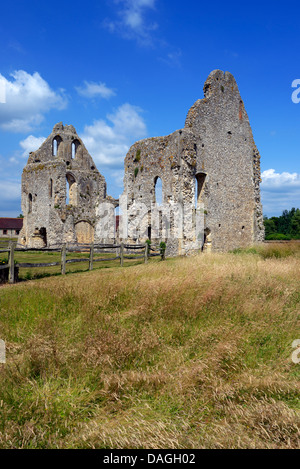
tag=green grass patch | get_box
[0,247,299,448]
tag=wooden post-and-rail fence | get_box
[0,241,157,284]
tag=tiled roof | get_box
[0,218,23,230]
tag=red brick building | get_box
[0,218,23,238]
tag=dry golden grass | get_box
[0,243,299,448]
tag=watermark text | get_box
[0,340,5,364]
[291,339,300,364]
[291,79,300,104]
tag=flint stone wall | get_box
[122,70,264,255]
[19,123,117,247]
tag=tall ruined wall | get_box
[122,69,264,254]
[19,123,113,247]
[185,69,264,251]
[122,130,198,255]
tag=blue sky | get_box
[0,0,299,217]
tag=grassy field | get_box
[0,242,299,449]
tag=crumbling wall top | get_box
[25,122,99,172]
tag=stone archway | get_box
[75,221,94,244]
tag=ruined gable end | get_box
[19,123,117,247]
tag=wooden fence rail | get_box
[0,241,161,284]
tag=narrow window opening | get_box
[154,176,163,205]
[195,172,207,208]
[28,193,32,213]
[53,139,57,156]
[52,136,62,156]
[71,139,81,159]
[49,179,53,198]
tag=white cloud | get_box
[0,179,21,216]
[261,169,300,215]
[110,169,125,188]
[0,70,67,133]
[19,135,46,157]
[75,81,116,99]
[159,49,182,68]
[80,103,147,167]
[261,169,300,189]
[0,180,21,201]
[104,0,157,44]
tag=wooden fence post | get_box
[61,244,67,275]
[89,243,94,271]
[144,243,148,264]
[8,241,16,284]
[120,242,124,267]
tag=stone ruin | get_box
[19,122,118,248]
[19,70,265,254]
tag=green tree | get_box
[290,209,300,238]
[264,217,276,237]
[263,208,300,239]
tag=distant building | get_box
[0,218,23,238]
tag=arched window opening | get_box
[195,172,207,208]
[52,136,62,157]
[154,176,163,205]
[53,140,57,156]
[71,139,81,159]
[28,193,32,213]
[66,174,77,206]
